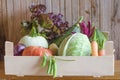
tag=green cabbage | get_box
[58,33,91,56]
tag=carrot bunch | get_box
[91,29,108,56]
[96,29,108,56]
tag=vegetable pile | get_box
[14,4,108,78]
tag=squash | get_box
[49,43,58,55]
[22,46,53,56]
[19,26,48,48]
[19,35,48,48]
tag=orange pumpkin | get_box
[22,46,53,56]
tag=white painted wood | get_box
[4,41,114,77]
[105,41,114,56]
[4,55,114,77]
[5,41,14,56]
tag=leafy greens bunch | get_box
[21,4,69,43]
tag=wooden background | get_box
[0,0,120,60]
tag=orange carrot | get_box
[91,40,98,56]
[98,49,105,56]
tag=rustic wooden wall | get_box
[0,0,120,59]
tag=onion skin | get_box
[14,44,26,56]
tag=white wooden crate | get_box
[4,41,114,77]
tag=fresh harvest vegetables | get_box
[14,44,26,56]
[24,4,69,42]
[58,33,91,56]
[22,46,52,56]
[14,3,110,78]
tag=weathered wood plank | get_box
[46,0,52,13]
[79,0,91,22]
[31,0,38,4]
[99,0,109,35]
[111,0,120,60]
[39,0,46,5]
[72,0,79,24]
[51,0,59,14]
[91,0,100,28]
[6,0,14,41]
[116,0,120,60]
[2,0,8,40]
[0,0,3,60]
[0,0,3,36]
[20,0,27,20]
[13,0,21,44]
[60,0,65,20]
[99,0,112,32]
[65,0,72,26]
[26,0,32,20]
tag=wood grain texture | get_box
[99,0,112,39]
[0,0,2,60]
[111,0,120,60]
[1,0,7,40]
[0,0,3,34]
[51,0,59,13]
[13,0,21,44]
[72,0,79,24]
[0,0,120,59]
[65,0,72,26]
[0,60,120,80]
[39,0,46,4]
[46,0,52,13]
[6,0,14,41]
[91,0,100,28]
[60,0,65,20]
[79,0,91,22]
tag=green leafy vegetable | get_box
[92,28,97,41]
[96,29,108,50]
[58,33,91,56]
[29,26,38,37]
[38,14,53,28]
